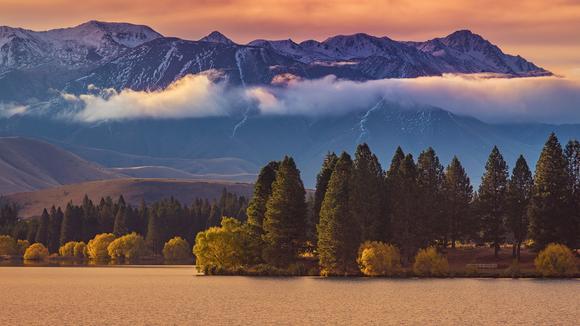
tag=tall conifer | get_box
[442,157,473,247]
[317,152,360,275]
[529,133,575,248]
[262,156,307,267]
[506,155,533,260]
[477,146,509,258]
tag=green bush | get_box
[162,236,191,261]
[0,235,16,256]
[107,232,147,261]
[357,241,402,276]
[413,246,449,277]
[87,233,115,261]
[23,243,49,260]
[534,243,577,277]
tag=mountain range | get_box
[0,21,549,101]
[0,21,574,193]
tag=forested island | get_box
[0,133,578,277]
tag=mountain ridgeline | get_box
[0,21,549,101]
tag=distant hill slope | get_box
[5,178,254,218]
[0,137,119,194]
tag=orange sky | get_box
[1,0,579,75]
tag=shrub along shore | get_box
[0,133,579,277]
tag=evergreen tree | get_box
[35,208,50,245]
[506,155,533,260]
[146,210,163,255]
[262,156,307,267]
[384,146,406,242]
[246,161,279,229]
[113,206,128,237]
[530,133,576,249]
[390,153,419,263]
[26,220,39,243]
[350,144,385,241]
[415,147,444,247]
[442,157,473,248]
[312,153,338,239]
[317,152,360,275]
[477,146,509,258]
[59,203,82,246]
[81,194,98,241]
[564,139,580,247]
[47,206,63,253]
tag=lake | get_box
[0,266,578,325]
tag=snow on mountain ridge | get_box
[0,21,162,72]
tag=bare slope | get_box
[5,178,254,218]
[0,137,119,194]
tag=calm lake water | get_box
[0,266,578,325]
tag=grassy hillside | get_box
[0,137,119,194]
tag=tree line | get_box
[0,189,248,255]
[194,133,579,275]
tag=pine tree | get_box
[81,194,98,241]
[113,206,128,237]
[47,206,63,253]
[506,155,533,260]
[60,203,81,246]
[35,208,50,245]
[350,144,385,241]
[415,147,444,247]
[317,152,360,275]
[477,146,509,258]
[384,146,405,241]
[312,153,338,236]
[442,157,473,248]
[530,133,575,249]
[390,153,419,263]
[262,156,307,267]
[146,210,163,255]
[246,161,279,229]
[564,139,580,248]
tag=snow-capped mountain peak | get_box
[199,31,235,45]
[0,21,162,72]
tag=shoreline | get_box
[1,262,578,279]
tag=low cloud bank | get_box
[63,73,580,124]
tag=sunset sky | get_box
[1,0,579,75]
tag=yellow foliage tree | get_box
[16,239,30,256]
[193,217,261,272]
[59,241,77,257]
[357,241,402,276]
[413,246,449,277]
[107,232,147,261]
[74,242,87,258]
[0,235,16,256]
[163,236,191,261]
[535,243,577,277]
[23,243,49,260]
[87,233,115,261]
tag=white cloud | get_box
[66,74,240,122]
[0,103,28,118]
[65,73,580,124]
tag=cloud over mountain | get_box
[65,73,580,124]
